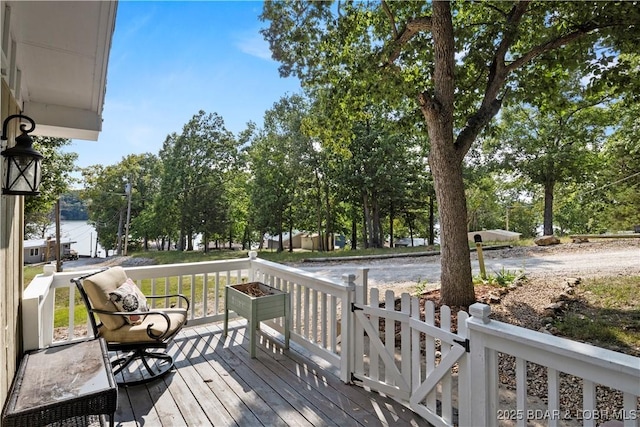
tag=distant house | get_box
[23,238,77,264]
[467,229,521,243]
[265,231,303,250]
[394,237,428,247]
[301,233,334,251]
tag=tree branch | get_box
[455,96,504,159]
[506,23,600,73]
[485,1,530,102]
[381,0,398,40]
[387,16,432,64]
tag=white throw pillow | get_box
[109,278,149,325]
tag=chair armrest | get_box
[146,294,190,311]
[90,308,173,340]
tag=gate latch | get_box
[454,338,470,352]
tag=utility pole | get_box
[124,182,132,256]
[116,209,124,255]
[94,223,100,257]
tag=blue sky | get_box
[64,1,301,170]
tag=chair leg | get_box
[111,349,175,387]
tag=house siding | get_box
[0,79,24,405]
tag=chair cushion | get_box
[109,278,149,325]
[98,308,188,343]
[83,267,128,330]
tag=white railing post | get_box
[467,303,496,427]
[353,269,368,378]
[341,273,356,384]
[248,250,258,282]
[22,265,56,351]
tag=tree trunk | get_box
[420,1,475,307]
[363,192,371,248]
[351,207,357,250]
[203,231,209,253]
[288,222,293,253]
[372,194,381,248]
[389,201,394,248]
[428,194,435,246]
[429,145,474,306]
[543,178,555,236]
[324,183,331,251]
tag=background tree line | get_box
[30,82,638,257]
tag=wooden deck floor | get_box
[114,319,431,426]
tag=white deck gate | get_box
[350,286,640,427]
[351,286,471,427]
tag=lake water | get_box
[48,220,106,258]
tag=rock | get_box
[543,301,565,316]
[534,235,561,246]
[565,277,581,286]
[552,292,572,303]
[489,294,502,304]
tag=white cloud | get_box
[235,32,273,61]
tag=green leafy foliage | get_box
[260,0,640,307]
[24,137,78,238]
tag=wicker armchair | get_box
[72,267,189,386]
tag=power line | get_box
[580,171,640,196]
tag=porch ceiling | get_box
[3,1,117,140]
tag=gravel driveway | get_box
[291,239,640,291]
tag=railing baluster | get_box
[68,285,76,340]
[203,273,209,318]
[547,367,560,427]
[321,292,327,348]
[330,295,338,351]
[441,304,453,422]
[384,290,395,385]
[583,380,596,427]
[425,300,436,410]
[516,357,527,427]
[151,278,157,308]
[623,392,637,427]
[312,289,318,343]
[164,276,169,308]
[303,285,310,340]
[370,288,380,381]
[295,282,302,337]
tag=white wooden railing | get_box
[23,253,640,425]
[467,304,640,427]
[22,252,360,382]
[349,288,640,427]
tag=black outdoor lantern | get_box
[1,114,43,196]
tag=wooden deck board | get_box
[115,319,431,426]
[205,323,341,427]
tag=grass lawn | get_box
[553,275,640,355]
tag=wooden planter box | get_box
[223,282,290,358]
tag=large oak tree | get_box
[261,1,639,306]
